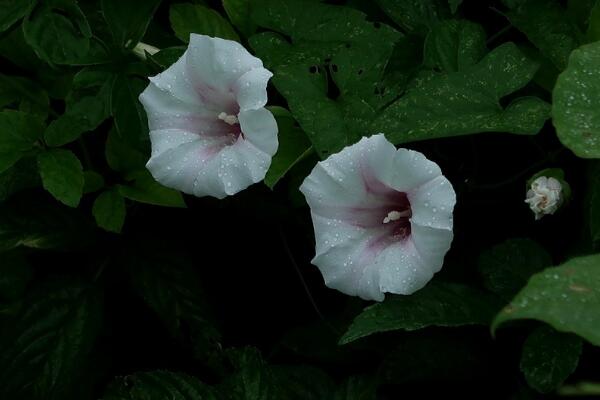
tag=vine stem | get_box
[278,225,340,335]
[467,148,564,191]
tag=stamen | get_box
[218,112,239,125]
[383,210,410,224]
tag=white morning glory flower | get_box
[525,176,562,220]
[139,34,278,199]
[300,134,456,301]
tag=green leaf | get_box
[272,366,335,400]
[423,20,487,72]
[223,0,257,37]
[23,0,92,65]
[110,75,148,148]
[374,43,551,144]
[0,24,43,71]
[264,107,312,188]
[125,245,220,360]
[375,0,450,35]
[380,330,492,384]
[0,74,50,119]
[147,46,186,70]
[0,0,35,33]
[83,170,105,194]
[587,2,600,42]
[591,173,600,245]
[0,282,102,400]
[250,0,403,157]
[0,196,95,251]
[478,239,552,301]
[0,250,33,301]
[222,347,278,399]
[45,96,108,147]
[567,0,598,32]
[501,0,581,70]
[37,149,84,207]
[0,158,40,203]
[333,375,377,400]
[70,70,113,106]
[0,110,43,174]
[100,0,161,49]
[339,282,500,344]
[102,371,218,400]
[520,326,582,393]
[105,127,147,174]
[552,41,600,158]
[93,190,125,233]
[118,170,186,208]
[448,0,463,13]
[493,253,600,346]
[169,3,239,43]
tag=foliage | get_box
[0,0,599,398]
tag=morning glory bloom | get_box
[300,135,456,301]
[525,176,563,220]
[139,34,278,199]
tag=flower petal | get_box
[139,83,224,134]
[310,215,385,301]
[146,136,224,194]
[377,239,433,295]
[238,108,278,155]
[301,136,386,211]
[233,67,273,111]
[147,51,202,107]
[409,175,456,230]
[194,138,272,198]
[186,34,263,109]
[410,224,453,274]
[148,128,200,158]
[310,216,436,300]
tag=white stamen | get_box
[383,210,410,224]
[218,112,239,125]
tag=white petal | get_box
[139,83,222,134]
[147,50,202,107]
[146,136,225,194]
[377,239,433,295]
[310,214,436,300]
[408,175,456,230]
[410,224,453,274]
[310,214,385,301]
[389,148,443,191]
[238,108,278,155]
[148,129,199,157]
[233,67,273,111]
[357,134,444,193]
[186,34,263,95]
[300,135,385,211]
[192,138,272,198]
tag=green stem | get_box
[77,137,93,170]
[468,148,563,191]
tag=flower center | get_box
[382,199,412,241]
[218,112,239,125]
[382,210,410,224]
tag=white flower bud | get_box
[525,176,563,220]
